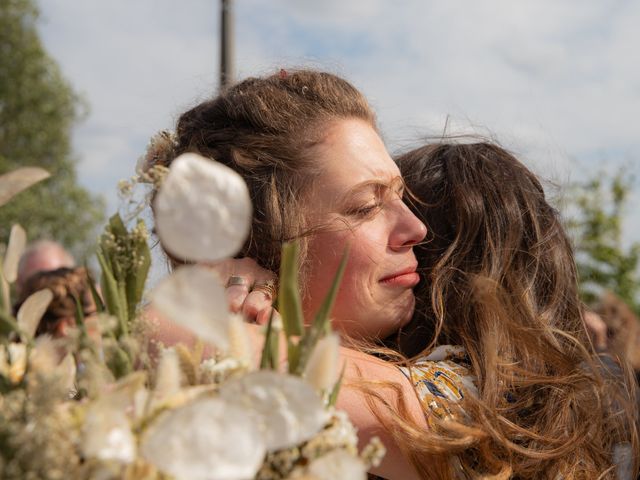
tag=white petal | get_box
[2,224,26,284]
[303,333,341,392]
[141,396,265,480]
[154,153,252,263]
[56,353,77,392]
[0,167,50,207]
[28,335,59,376]
[150,265,231,350]
[219,370,329,451]
[7,343,27,384]
[17,288,53,339]
[307,450,367,480]
[82,403,136,464]
[152,347,182,405]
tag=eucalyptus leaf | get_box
[2,224,27,284]
[16,288,53,339]
[0,167,50,207]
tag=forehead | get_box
[310,118,400,194]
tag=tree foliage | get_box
[566,169,640,316]
[0,0,104,261]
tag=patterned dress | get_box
[398,345,477,427]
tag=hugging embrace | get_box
[145,69,639,480]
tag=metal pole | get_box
[220,0,234,91]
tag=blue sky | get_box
[38,0,640,248]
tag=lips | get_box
[379,265,420,288]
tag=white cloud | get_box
[37,0,640,245]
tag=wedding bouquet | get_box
[0,154,384,479]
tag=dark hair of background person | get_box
[14,266,96,337]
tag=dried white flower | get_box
[7,343,27,384]
[0,167,50,207]
[141,396,266,480]
[3,224,26,283]
[152,347,182,406]
[154,152,252,262]
[303,333,340,392]
[16,288,53,339]
[306,450,367,480]
[150,265,231,350]
[219,370,329,451]
[82,403,136,464]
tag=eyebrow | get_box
[339,176,405,203]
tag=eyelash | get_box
[348,202,382,218]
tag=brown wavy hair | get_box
[148,69,376,274]
[379,141,639,478]
[14,267,95,337]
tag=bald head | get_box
[17,240,75,293]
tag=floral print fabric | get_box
[398,345,477,426]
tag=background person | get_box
[16,240,75,297]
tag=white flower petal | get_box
[0,167,50,207]
[2,224,26,284]
[141,396,265,480]
[303,333,341,392]
[152,347,182,406]
[55,353,77,392]
[154,153,252,263]
[7,343,27,384]
[150,265,231,349]
[307,450,367,480]
[82,403,136,464]
[219,370,329,451]
[17,288,53,339]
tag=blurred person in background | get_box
[16,240,75,296]
[14,266,98,339]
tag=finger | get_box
[256,307,282,327]
[226,284,250,313]
[242,290,275,322]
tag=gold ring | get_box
[226,275,249,288]
[252,279,278,301]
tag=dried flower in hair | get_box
[137,130,178,175]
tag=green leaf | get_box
[293,247,349,375]
[328,363,346,407]
[0,309,20,339]
[97,248,128,335]
[259,310,276,370]
[277,242,304,337]
[85,264,105,313]
[125,219,150,321]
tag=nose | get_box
[388,199,427,251]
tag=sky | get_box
[37,0,640,250]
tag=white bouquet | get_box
[0,154,384,479]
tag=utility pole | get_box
[219,0,234,91]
